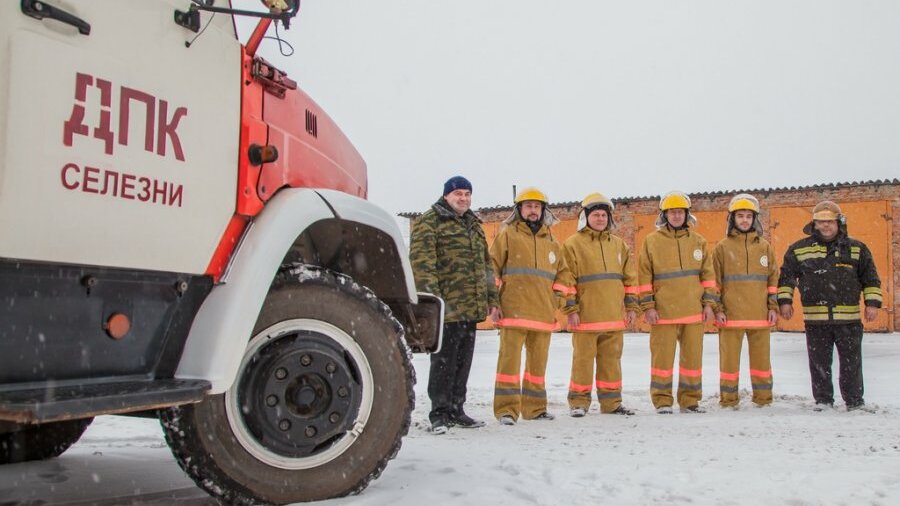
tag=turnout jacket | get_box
[490,220,573,331]
[638,225,717,324]
[777,230,882,325]
[712,230,779,328]
[561,228,639,331]
[409,199,499,322]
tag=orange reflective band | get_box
[595,380,622,389]
[651,368,674,378]
[570,320,626,331]
[636,284,653,293]
[569,381,592,393]
[701,280,717,289]
[496,318,559,331]
[495,373,520,384]
[623,286,639,294]
[717,320,772,328]
[552,283,577,295]
[767,286,778,294]
[719,371,740,381]
[655,314,703,325]
[679,367,702,378]
[523,373,545,385]
[749,369,772,378]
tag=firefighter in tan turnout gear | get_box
[561,193,638,417]
[639,191,717,414]
[490,187,573,425]
[712,194,778,408]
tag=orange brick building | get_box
[404,180,899,332]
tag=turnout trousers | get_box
[805,322,864,408]
[493,328,551,420]
[427,321,478,424]
[718,328,773,407]
[568,330,624,413]
[649,323,703,409]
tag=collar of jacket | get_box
[579,227,610,241]
[728,229,760,242]
[432,198,480,223]
[805,227,847,246]
[658,224,692,238]
[512,220,550,238]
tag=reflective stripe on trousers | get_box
[568,330,624,413]
[718,327,773,406]
[649,323,703,409]
[494,328,551,420]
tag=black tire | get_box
[0,418,93,464]
[160,266,415,505]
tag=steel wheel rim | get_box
[225,319,375,469]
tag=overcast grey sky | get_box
[240,1,900,215]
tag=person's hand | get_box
[703,305,715,323]
[625,310,637,328]
[768,309,778,326]
[644,309,658,325]
[567,313,581,329]
[715,312,727,326]
[780,304,793,320]
[489,306,502,323]
[865,306,878,322]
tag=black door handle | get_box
[21,0,91,36]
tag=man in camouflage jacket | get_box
[409,176,499,434]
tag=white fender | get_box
[176,188,417,393]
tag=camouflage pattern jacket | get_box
[409,199,498,323]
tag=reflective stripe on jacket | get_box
[638,225,717,323]
[561,228,638,331]
[777,231,881,325]
[712,230,778,328]
[490,220,572,331]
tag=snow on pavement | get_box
[1,332,898,505]
[326,331,900,506]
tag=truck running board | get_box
[0,379,211,424]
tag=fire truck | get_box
[0,1,441,503]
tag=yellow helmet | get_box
[728,193,760,213]
[659,191,691,211]
[581,192,614,211]
[812,201,843,221]
[514,187,548,205]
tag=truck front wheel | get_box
[161,266,415,505]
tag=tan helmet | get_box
[726,193,763,234]
[659,191,691,211]
[514,187,548,205]
[579,193,615,231]
[655,191,696,228]
[812,200,843,221]
[581,192,614,211]
[728,193,760,213]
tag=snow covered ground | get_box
[2,331,899,505]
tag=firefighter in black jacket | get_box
[777,201,882,411]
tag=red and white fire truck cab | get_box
[0,1,441,503]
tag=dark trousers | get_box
[805,322,864,407]
[428,321,477,424]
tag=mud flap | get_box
[395,293,444,354]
